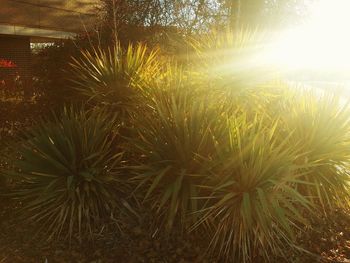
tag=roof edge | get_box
[0,24,76,41]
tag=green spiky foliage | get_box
[196,114,312,262]
[189,29,269,82]
[69,42,160,116]
[281,90,350,210]
[145,62,207,106]
[5,108,129,240]
[190,29,259,62]
[188,29,279,116]
[130,86,225,231]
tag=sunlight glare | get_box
[266,0,350,72]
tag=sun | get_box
[266,0,350,73]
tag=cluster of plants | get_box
[1,30,350,262]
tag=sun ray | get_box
[265,0,350,74]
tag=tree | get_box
[224,0,313,30]
[96,0,313,46]
[99,0,227,39]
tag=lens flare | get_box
[265,0,350,73]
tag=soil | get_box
[0,196,349,263]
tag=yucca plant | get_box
[4,108,130,241]
[130,87,226,231]
[190,29,259,61]
[189,29,279,116]
[189,29,270,82]
[194,114,313,262]
[145,62,208,106]
[69,42,160,115]
[280,90,350,210]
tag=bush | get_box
[280,90,350,210]
[31,34,113,109]
[188,29,281,119]
[69,42,161,117]
[31,42,79,108]
[4,108,130,241]
[189,29,269,88]
[18,30,350,262]
[195,114,313,262]
[130,85,226,231]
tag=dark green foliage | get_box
[195,114,313,262]
[69,42,160,117]
[31,42,78,108]
[281,91,350,210]
[4,108,129,240]
[130,86,225,231]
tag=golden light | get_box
[265,0,350,73]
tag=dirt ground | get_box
[0,197,349,263]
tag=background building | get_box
[0,0,98,92]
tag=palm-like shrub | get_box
[189,29,269,84]
[145,62,208,106]
[189,29,279,117]
[281,90,350,209]
[190,29,259,64]
[131,88,225,231]
[69,42,160,114]
[196,114,312,262]
[5,108,128,240]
